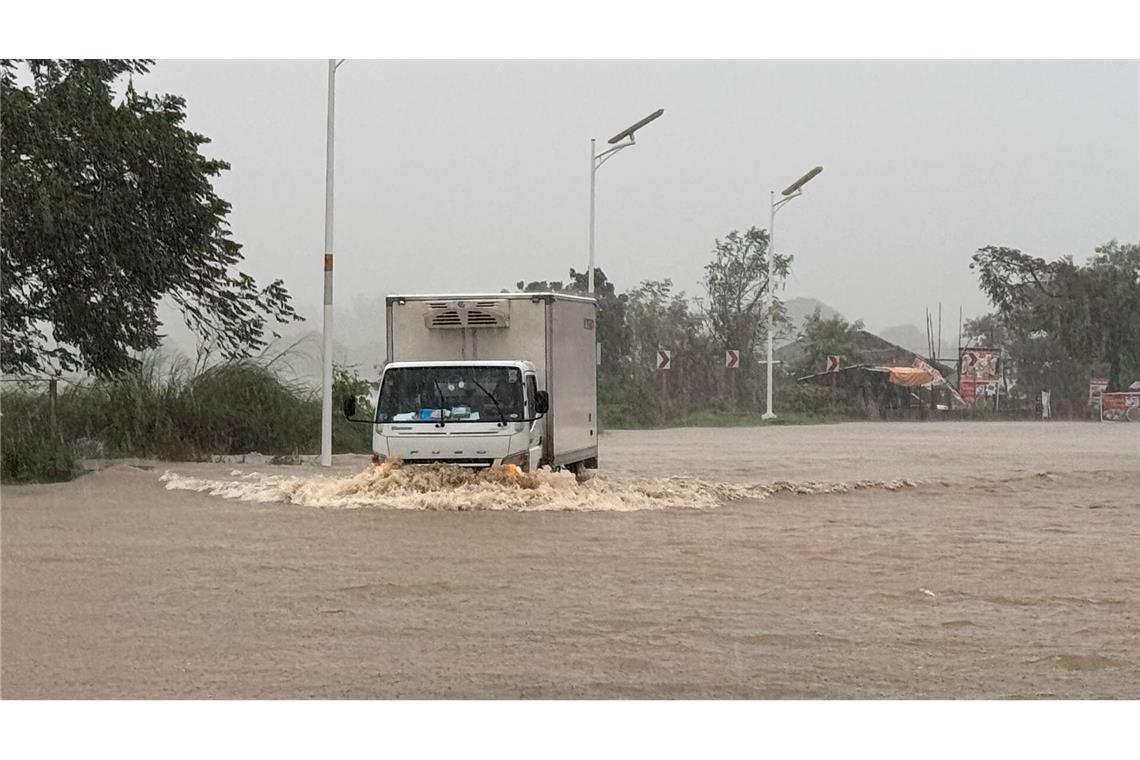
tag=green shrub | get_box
[57,356,319,459]
[1,389,78,483]
[2,356,378,481]
[597,364,853,429]
[597,367,664,429]
[774,379,844,415]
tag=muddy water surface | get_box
[2,422,1137,698]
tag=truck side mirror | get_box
[342,395,357,420]
[534,390,549,415]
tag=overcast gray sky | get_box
[142,60,1138,355]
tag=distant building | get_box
[781,329,964,418]
[775,329,956,379]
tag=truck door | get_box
[526,373,544,470]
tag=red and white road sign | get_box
[656,349,672,370]
[725,350,740,369]
[825,355,839,372]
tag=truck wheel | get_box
[564,461,594,482]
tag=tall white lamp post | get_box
[763,165,823,421]
[587,108,664,295]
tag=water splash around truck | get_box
[160,460,917,512]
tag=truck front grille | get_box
[400,458,495,468]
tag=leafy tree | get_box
[701,227,791,403]
[1,59,300,377]
[960,313,1008,348]
[516,266,630,365]
[701,227,791,352]
[624,279,697,366]
[964,312,1089,405]
[509,225,806,420]
[794,308,865,376]
[599,278,716,421]
[971,241,1140,390]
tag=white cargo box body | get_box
[385,292,598,468]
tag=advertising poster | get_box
[958,347,1001,408]
[1088,378,1110,409]
[1100,392,1140,422]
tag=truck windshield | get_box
[376,366,525,423]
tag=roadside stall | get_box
[799,363,942,419]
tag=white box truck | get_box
[343,292,598,473]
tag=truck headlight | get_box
[501,450,529,471]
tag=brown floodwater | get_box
[2,421,1137,698]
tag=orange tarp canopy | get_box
[887,366,935,386]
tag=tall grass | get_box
[58,357,319,459]
[1,355,376,482]
[1,389,78,482]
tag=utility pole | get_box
[938,302,942,361]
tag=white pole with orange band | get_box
[320,59,344,467]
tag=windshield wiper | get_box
[432,380,447,427]
[470,378,507,427]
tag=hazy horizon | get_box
[131,60,1139,370]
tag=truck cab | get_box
[371,360,546,471]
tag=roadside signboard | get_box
[1089,378,1110,409]
[656,349,671,371]
[725,350,740,369]
[959,347,1001,407]
[1100,391,1140,422]
[825,355,839,372]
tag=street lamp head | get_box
[607,108,665,144]
[781,165,823,196]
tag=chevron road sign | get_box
[657,349,672,370]
[725,350,740,369]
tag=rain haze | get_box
[6,46,1140,716]
[141,60,1140,373]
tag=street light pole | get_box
[588,138,597,295]
[763,166,823,421]
[764,190,778,420]
[320,58,345,467]
[587,108,664,295]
